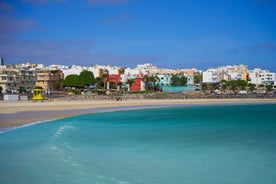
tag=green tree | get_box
[220,80,228,92]
[194,74,202,84]
[143,75,150,90]
[180,76,187,86]
[266,84,273,92]
[259,84,265,88]
[109,82,117,89]
[149,75,160,90]
[102,73,108,89]
[117,82,123,89]
[201,83,208,93]
[0,86,3,93]
[63,74,81,88]
[79,70,95,87]
[228,80,238,92]
[236,80,247,90]
[171,75,180,86]
[248,83,256,92]
[95,77,104,89]
[171,75,187,86]
[210,83,219,91]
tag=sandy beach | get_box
[1,98,276,129]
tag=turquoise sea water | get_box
[1,104,276,184]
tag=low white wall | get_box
[19,95,28,101]
[4,94,19,101]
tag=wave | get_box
[0,119,60,134]
[53,124,75,138]
[96,174,130,184]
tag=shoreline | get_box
[1,98,276,129]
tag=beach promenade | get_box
[1,98,276,129]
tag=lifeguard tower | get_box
[32,88,44,100]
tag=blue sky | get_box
[0,0,275,71]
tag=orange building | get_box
[35,70,64,92]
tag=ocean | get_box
[1,104,276,184]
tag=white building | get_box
[249,68,276,85]
[88,65,103,78]
[62,65,85,78]
[203,65,249,83]
[0,65,36,93]
[227,71,242,81]
[202,69,219,83]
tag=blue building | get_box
[156,74,171,86]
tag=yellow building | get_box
[242,72,249,81]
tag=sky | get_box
[0,0,276,71]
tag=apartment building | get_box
[0,65,36,93]
[203,69,219,83]
[156,74,171,86]
[203,65,249,83]
[35,70,64,92]
[249,68,276,85]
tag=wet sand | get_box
[1,98,276,129]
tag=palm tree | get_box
[228,80,238,92]
[210,83,219,91]
[220,80,228,93]
[258,84,265,90]
[149,75,160,91]
[143,75,150,90]
[201,83,208,93]
[126,79,135,91]
[236,80,247,90]
[194,73,202,84]
[266,84,273,93]
[101,69,109,89]
[117,82,123,90]
[247,83,256,92]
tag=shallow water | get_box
[1,104,276,184]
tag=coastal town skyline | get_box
[0,0,276,71]
[1,59,276,73]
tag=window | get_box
[2,76,7,80]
